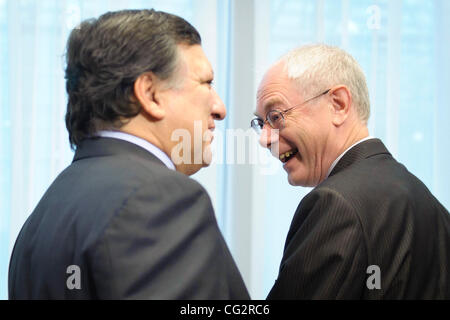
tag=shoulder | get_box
[321,153,433,210]
[136,161,211,201]
[56,151,214,245]
[299,186,360,223]
[73,149,209,198]
[104,154,213,215]
[312,153,447,242]
[108,154,213,217]
[288,186,362,246]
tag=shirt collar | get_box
[96,130,176,170]
[326,136,375,178]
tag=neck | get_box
[119,114,167,155]
[339,124,370,154]
[119,115,202,176]
[319,123,369,184]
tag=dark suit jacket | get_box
[9,137,250,299]
[267,139,450,299]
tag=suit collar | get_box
[328,138,391,177]
[96,131,175,170]
[73,137,167,168]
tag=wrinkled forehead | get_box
[256,62,301,116]
[257,62,285,97]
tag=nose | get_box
[211,89,226,120]
[258,125,278,149]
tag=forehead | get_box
[177,44,213,78]
[256,62,301,116]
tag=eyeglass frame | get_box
[251,88,331,134]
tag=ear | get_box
[133,72,165,120]
[329,85,352,126]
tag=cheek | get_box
[194,90,213,117]
[283,118,313,147]
[282,121,327,164]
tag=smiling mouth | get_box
[279,148,299,163]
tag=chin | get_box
[202,145,213,166]
[287,176,303,186]
[181,164,203,176]
[287,173,316,187]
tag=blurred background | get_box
[1,0,449,299]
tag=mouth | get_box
[279,148,299,163]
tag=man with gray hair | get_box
[9,9,249,299]
[252,44,449,299]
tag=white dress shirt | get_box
[96,130,176,170]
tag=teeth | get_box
[279,149,298,161]
[280,151,292,161]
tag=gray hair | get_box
[281,44,370,123]
[64,9,201,149]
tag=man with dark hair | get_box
[9,9,249,299]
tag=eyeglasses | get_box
[250,89,331,135]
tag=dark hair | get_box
[64,9,201,149]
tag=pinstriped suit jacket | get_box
[267,139,450,299]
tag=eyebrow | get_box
[254,97,283,118]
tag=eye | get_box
[257,118,264,128]
[258,119,264,128]
[268,111,282,124]
[251,118,264,129]
[205,80,214,88]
